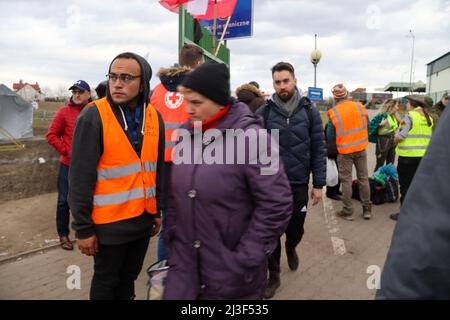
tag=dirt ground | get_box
[0,101,62,258]
[0,193,59,258]
[0,139,59,203]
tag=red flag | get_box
[159,0,192,13]
[193,0,237,20]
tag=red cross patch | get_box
[165,91,184,109]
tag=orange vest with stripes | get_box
[150,83,189,162]
[328,100,369,155]
[90,98,159,225]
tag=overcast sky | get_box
[0,0,449,98]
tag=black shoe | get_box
[390,213,399,221]
[59,236,73,250]
[286,246,299,271]
[363,205,372,220]
[264,271,280,299]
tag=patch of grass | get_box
[37,101,64,112]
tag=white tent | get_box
[0,84,33,140]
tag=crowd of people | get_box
[44,44,449,300]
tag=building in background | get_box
[350,88,393,107]
[13,80,44,102]
[427,51,450,103]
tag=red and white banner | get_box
[193,0,237,20]
[158,0,192,13]
[159,0,237,20]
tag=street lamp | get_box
[310,34,322,88]
[408,30,415,94]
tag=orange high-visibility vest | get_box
[90,98,159,224]
[151,83,189,162]
[328,100,369,154]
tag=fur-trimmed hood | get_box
[157,65,192,92]
[236,84,264,98]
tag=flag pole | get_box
[214,15,231,56]
[213,0,217,51]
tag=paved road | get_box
[0,109,398,299]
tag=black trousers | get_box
[268,184,309,273]
[90,236,150,300]
[397,156,422,205]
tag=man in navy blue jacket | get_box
[256,62,326,299]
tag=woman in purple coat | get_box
[163,61,293,300]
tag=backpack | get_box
[262,98,314,135]
[351,179,388,205]
[384,176,399,203]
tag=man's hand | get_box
[151,217,162,237]
[311,188,323,206]
[77,235,98,256]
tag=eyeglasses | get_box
[107,73,141,84]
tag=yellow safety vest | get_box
[378,114,399,135]
[396,110,433,157]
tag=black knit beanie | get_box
[181,61,231,106]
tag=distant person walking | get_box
[95,81,107,99]
[256,62,326,299]
[429,92,448,126]
[327,83,372,221]
[46,80,91,250]
[236,82,266,113]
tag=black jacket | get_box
[68,53,166,245]
[256,96,326,187]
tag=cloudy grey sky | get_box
[0,0,449,98]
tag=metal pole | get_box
[409,30,415,93]
[314,34,317,88]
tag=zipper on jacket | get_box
[287,117,290,126]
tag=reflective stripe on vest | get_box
[378,114,399,135]
[396,111,432,157]
[328,101,369,154]
[151,83,189,162]
[90,98,159,225]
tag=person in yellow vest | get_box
[68,52,165,300]
[390,95,434,221]
[327,83,372,220]
[374,99,400,171]
[150,44,204,262]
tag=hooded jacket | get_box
[163,101,293,300]
[68,53,166,245]
[157,65,191,92]
[236,84,266,113]
[46,98,87,166]
[151,66,192,162]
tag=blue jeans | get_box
[157,162,171,261]
[157,210,168,261]
[56,163,70,237]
